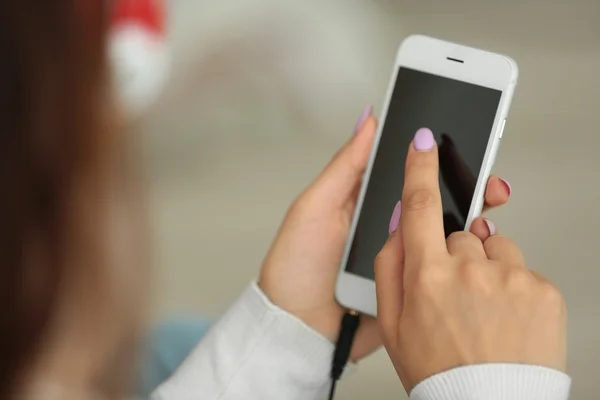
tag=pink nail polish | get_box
[413,128,435,151]
[484,218,496,236]
[500,178,512,196]
[354,106,372,134]
[389,201,402,234]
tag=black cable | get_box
[328,379,338,400]
[328,309,361,400]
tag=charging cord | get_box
[328,310,361,400]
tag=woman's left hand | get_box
[259,109,512,361]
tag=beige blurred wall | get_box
[141,1,600,398]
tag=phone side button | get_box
[498,119,507,139]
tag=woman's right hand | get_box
[374,128,567,393]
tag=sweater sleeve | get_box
[151,282,572,400]
[410,364,572,400]
[151,282,334,400]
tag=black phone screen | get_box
[344,67,502,280]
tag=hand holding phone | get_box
[336,35,518,316]
[374,129,567,394]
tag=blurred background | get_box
[140,1,600,398]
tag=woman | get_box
[0,2,570,399]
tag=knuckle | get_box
[540,282,565,310]
[484,235,525,265]
[446,231,462,246]
[528,272,567,318]
[374,251,384,270]
[484,234,509,248]
[374,244,401,274]
[374,245,393,267]
[403,188,439,212]
[287,189,325,221]
[483,235,502,252]
[459,261,490,290]
[460,260,483,276]
[506,269,534,293]
[411,263,449,295]
[374,252,388,275]
[484,233,507,246]
[288,192,310,215]
[448,231,471,241]
[447,231,478,247]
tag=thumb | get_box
[310,109,377,208]
[375,201,405,342]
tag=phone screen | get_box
[345,67,502,280]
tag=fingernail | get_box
[389,201,402,234]
[500,178,512,196]
[413,127,435,151]
[484,218,496,236]
[354,106,372,134]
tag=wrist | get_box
[257,280,379,362]
[257,279,338,343]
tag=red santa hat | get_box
[108,0,170,120]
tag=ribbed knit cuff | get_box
[411,364,571,400]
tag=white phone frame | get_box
[335,35,519,316]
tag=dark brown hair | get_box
[0,1,110,396]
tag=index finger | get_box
[401,128,448,260]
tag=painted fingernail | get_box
[484,218,496,236]
[500,178,512,196]
[389,201,402,234]
[354,106,372,134]
[413,127,435,151]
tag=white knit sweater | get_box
[151,283,571,400]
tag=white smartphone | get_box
[335,35,518,316]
